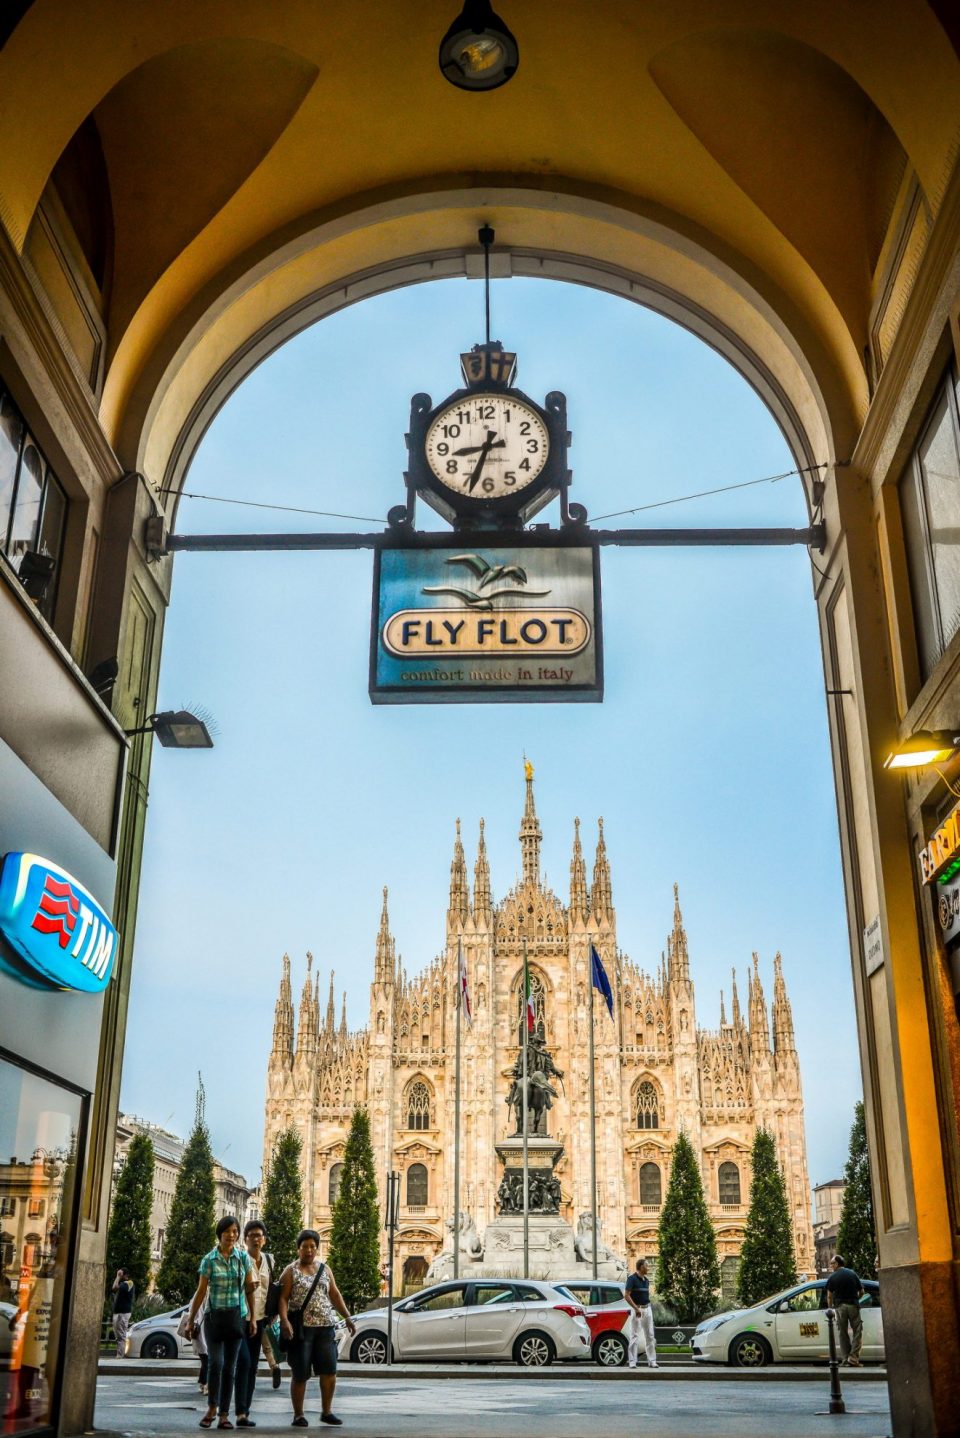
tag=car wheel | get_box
[351,1332,388,1364]
[514,1331,555,1367]
[142,1333,177,1360]
[728,1333,772,1368]
[593,1332,628,1367]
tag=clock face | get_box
[424,394,550,501]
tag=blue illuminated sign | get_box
[0,852,117,992]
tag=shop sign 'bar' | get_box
[370,543,602,703]
[918,801,960,885]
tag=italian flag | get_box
[524,954,535,1035]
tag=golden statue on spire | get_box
[524,757,534,782]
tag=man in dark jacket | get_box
[111,1268,134,1358]
[826,1254,863,1365]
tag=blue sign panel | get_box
[370,544,602,703]
[0,852,117,992]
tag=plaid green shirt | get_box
[199,1247,252,1316]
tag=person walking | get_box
[186,1216,256,1430]
[625,1258,658,1370]
[111,1268,135,1358]
[827,1254,864,1366]
[278,1230,356,1427]
[233,1219,280,1425]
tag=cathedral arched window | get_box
[406,1163,428,1207]
[328,1163,343,1207]
[719,1161,741,1206]
[513,969,546,1043]
[639,1162,662,1206]
[405,1079,432,1131]
[635,1080,662,1130]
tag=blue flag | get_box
[591,945,614,1019]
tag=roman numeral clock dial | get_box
[425,395,550,500]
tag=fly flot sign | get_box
[0,853,118,992]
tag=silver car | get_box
[125,1305,195,1360]
[341,1278,591,1366]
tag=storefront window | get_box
[900,366,960,680]
[0,1057,83,1435]
[0,384,68,624]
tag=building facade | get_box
[813,1178,846,1275]
[264,772,815,1292]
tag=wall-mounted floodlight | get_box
[439,0,518,90]
[126,709,214,749]
[883,730,960,771]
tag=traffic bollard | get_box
[825,1307,846,1415]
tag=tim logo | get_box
[0,853,117,992]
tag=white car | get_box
[124,1305,195,1360]
[341,1278,591,1366]
[692,1278,884,1367]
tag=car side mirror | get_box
[777,1300,790,1313]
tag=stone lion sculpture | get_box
[574,1211,625,1274]
[425,1211,483,1281]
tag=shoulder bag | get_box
[278,1262,325,1353]
[264,1253,282,1321]
[204,1254,247,1344]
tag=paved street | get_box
[94,1372,892,1438]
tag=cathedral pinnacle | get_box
[519,758,542,885]
[339,991,348,1040]
[749,951,770,1049]
[375,887,396,985]
[296,954,318,1058]
[720,989,728,1027]
[731,968,742,1028]
[473,819,492,925]
[591,817,613,922]
[569,816,588,920]
[448,818,470,925]
[772,951,796,1056]
[325,970,336,1032]
[668,882,690,983]
[270,953,295,1064]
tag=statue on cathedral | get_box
[505,1035,564,1136]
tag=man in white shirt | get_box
[234,1221,281,1424]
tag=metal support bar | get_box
[162,522,824,554]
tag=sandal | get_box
[199,1419,215,1431]
[217,1422,234,1431]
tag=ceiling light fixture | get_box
[439,0,518,91]
[883,730,960,771]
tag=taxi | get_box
[692,1278,883,1366]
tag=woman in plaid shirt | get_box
[186,1216,257,1430]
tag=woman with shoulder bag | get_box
[185,1215,257,1430]
[278,1229,356,1427]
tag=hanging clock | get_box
[403,344,571,530]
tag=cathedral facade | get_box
[263,771,814,1293]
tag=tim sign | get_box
[371,544,602,704]
[0,852,118,992]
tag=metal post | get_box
[588,948,598,1281]
[825,1307,845,1414]
[522,940,529,1280]
[453,965,462,1281]
[385,1170,399,1367]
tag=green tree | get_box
[106,1132,155,1297]
[156,1084,216,1304]
[836,1102,878,1280]
[262,1128,304,1269]
[736,1128,797,1306]
[327,1108,381,1313]
[656,1130,720,1323]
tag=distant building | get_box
[813,1179,846,1274]
[114,1115,252,1265]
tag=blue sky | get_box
[121,276,857,1195]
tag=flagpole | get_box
[522,939,529,1280]
[588,946,598,1281]
[454,940,462,1282]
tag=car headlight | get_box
[695,1317,727,1335]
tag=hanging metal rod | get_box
[159,523,824,554]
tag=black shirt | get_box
[827,1268,861,1306]
[113,1280,134,1314]
[626,1273,650,1308]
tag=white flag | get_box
[458,939,473,1026]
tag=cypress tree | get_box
[262,1128,305,1269]
[327,1108,381,1313]
[836,1102,878,1280]
[736,1128,797,1306]
[156,1082,216,1305]
[106,1132,155,1297]
[656,1130,720,1323]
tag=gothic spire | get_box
[772,951,796,1055]
[720,989,728,1027]
[449,818,469,924]
[668,883,689,983]
[297,953,318,1057]
[569,816,588,920]
[339,991,348,1040]
[473,819,492,925]
[750,951,770,1049]
[271,953,295,1062]
[519,758,542,885]
[325,968,336,1032]
[731,968,742,1028]
[591,817,613,922]
[374,886,396,985]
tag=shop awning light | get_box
[439,0,519,91]
[126,709,214,749]
[883,730,960,770]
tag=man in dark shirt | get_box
[111,1268,134,1359]
[826,1255,863,1365]
[625,1259,658,1369]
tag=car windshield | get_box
[763,1282,824,1312]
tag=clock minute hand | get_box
[465,431,505,493]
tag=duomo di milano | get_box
[264,768,814,1290]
